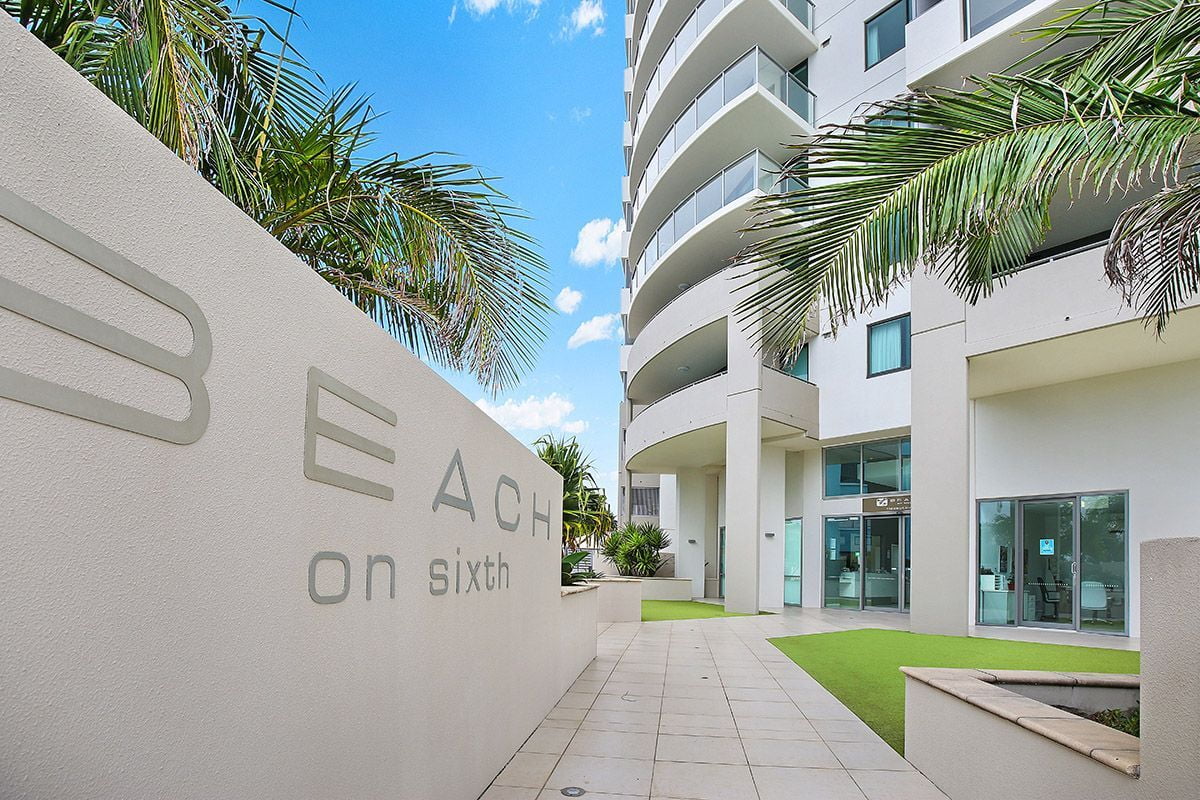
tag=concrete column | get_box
[909,272,970,635]
[1139,536,1200,799]
[675,468,707,599]
[759,446,786,610]
[704,472,720,598]
[725,390,762,614]
[801,448,823,608]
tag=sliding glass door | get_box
[824,515,909,611]
[979,493,1127,634]
[783,518,802,606]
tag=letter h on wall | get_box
[303,367,397,500]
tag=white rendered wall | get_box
[0,19,571,800]
[759,446,787,610]
[972,358,1200,639]
[676,468,708,598]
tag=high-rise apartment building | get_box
[618,0,1200,642]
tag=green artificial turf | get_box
[769,629,1140,753]
[641,600,755,621]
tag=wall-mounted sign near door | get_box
[862,495,911,514]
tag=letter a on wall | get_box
[433,448,475,521]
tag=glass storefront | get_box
[824,514,910,611]
[977,493,1127,635]
[823,436,911,498]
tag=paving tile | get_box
[828,741,913,771]
[481,787,539,800]
[729,700,801,719]
[565,729,657,761]
[752,766,867,800]
[519,725,576,755]
[850,769,949,799]
[743,738,841,768]
[724,686,791,702]
[546,754,654,796]
[557,692,598,710]
[659,712,737,732]
[660,696,731,716]
[492,752,560,789]
[650,760,757,800]
[655,734,747,765]
[537,792,644,800]
[591,692,663,714]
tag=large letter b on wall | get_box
[0,186,211,444]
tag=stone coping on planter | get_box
[560,584,598,597]
[902,667,1141,777]
[582,576,643,583]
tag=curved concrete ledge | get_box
[902,666,1141,778]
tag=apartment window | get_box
[824,437,911,497]
[631,486,660,517]
[867,314,911,376]
[787,344,810,381]
[865,0,909,69]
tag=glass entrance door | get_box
[1020,499,1075,627]
[864,516,901,610]
[718,526,726,599]
[783,518,802,606]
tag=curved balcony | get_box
[629,49,813,232]
[626,372,729,473]
[627,268,731,380]
[625,366,821,473]
[628,314,728,407]
[631,0,818,160]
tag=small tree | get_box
[534,434,614,550]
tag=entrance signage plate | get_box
[862,494,911,513]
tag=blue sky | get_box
[274,0,626,497]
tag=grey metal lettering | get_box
[366,554,395,600]
[429,559,449,596]
[432,448,475,520]
[485,555,495,590]
[308,551,350,604]
[0,185,211,444]
[494,475,521,531]
[532,491,553,540]
[303,367,397,500]
[466,560,482,593]
[498,553,510,589]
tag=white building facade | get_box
[618,0,1200,642]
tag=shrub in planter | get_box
[600,523,671,577]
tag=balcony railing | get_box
[632,0,815,139]
[966,0,1036,38]
[631,47,814,217]
[631,150,798,292]
[631,370,728,420]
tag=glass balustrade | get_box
[632,0,815,138]
[630,151,788,292]
[630,47,814,216]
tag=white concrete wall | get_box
[676,468,708,598]
[559,588,601,693]
[972,358,1200,639]
[0,19,570,800]
[759,446,787,609]
[587,579,642,624]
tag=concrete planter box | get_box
[638,576,694,601]
[585,578,643,623]
[558,585,599,695]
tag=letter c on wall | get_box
[0,186,211,444]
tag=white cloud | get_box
[475,392,587,434]
[570,217,623,268]
[459,0,543,20]
[568,313,621,349]
[569,106,592,123]
[564,0,605,37]
[555,286,584,314]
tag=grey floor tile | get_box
[651,760,757,800]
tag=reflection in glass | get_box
[784,519,802,606]
[824,444,862,497]
[863,516,901,609]
[1080,494,1127,634]
[862,440,901,493]
[978,500,1016,625]
[1021,499,1074,626]
[824,517,860,609]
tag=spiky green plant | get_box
[600,522,671,577]
[4,0,551,392]
[735,0,1200,352]
[534,434,615,549]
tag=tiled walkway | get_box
[483,609,948,800]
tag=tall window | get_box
[824,437,911,497]
[865,0,909,68]
[787,343,810,381]
[867,314,911,376]
[630,486,660,517]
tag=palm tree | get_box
[735,0,1200,355]
[5,0,551,392]
[534,434,615,550]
